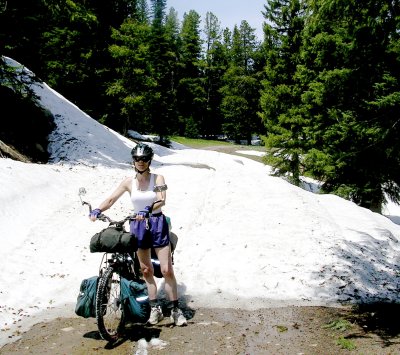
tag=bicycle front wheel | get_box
[96,267,123,341]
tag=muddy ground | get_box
[2,304,400,354]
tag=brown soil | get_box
[2,304,400,354]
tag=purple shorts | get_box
[130,213,170,249]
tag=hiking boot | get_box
[170,307,187,326]
[148,305,164,325]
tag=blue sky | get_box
[166,0,266,40]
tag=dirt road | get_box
[2,304,400,354]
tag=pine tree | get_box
[163,7,181,134]
[39,0,99,114]
[259,0,306,185]
[0,0,47,71]
[220,21,263,144]
[107,17,153,133]
[147,0,178,141]
[300,0,400,211]
[202,12,227,137]
[176,10,205,137]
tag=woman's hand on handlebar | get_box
[137,205,152,219]
[86,201,159,223]
[89,208,102,221]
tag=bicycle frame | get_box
[98,251,140,280]
[78,187,169,341]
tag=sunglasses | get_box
[133,156,151,163]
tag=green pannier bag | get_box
[120,278,150,323]
[75,276,98,318]
[90,225,137,253]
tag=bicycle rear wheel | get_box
[96,266,123,341]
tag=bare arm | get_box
[152,174,167,211]
[89,177,131,221]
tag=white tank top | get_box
[130,174,161,214]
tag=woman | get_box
[89,143,187,326]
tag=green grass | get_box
[323,319,356,351]
[275,325,288,332]
[169,136,267,164]
[336,336,356,350]
[170,136,233,148]
[170,136,266,150]
[323,319,353,332]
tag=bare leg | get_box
[137,248,158,300]
[155,245,178,301]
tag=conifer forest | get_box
[1,0,400,212]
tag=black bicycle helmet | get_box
[131,143,154,160]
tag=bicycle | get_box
[78,187,168,342]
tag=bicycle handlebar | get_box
[81,198,163,225]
